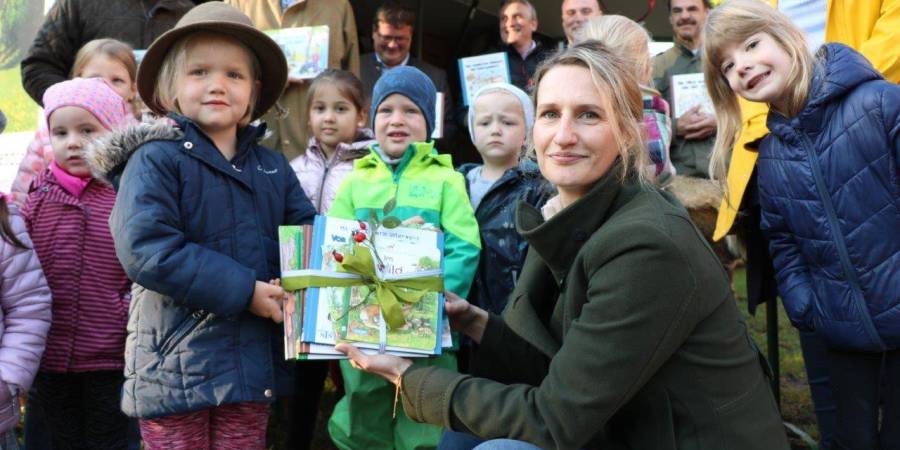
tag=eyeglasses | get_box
[375,32,411,45]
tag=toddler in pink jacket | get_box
[22,77,133,449]
[9,38,139,207]
[0,193,51,447]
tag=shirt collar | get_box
[674,38,700,57]
[522,40,538,58]
[507,40,538,59]
[375,52,411,70]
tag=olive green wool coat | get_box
[400,169,789,450]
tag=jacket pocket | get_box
[157,310,208,357]
[714,370,785,446]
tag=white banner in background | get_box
[0,132,31,192]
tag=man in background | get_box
[20,0,194,105]
[651,0,715,178]
[561,0,603,46]
[360,1,456,143]
[226,0,360,159]
[498,0,551,92]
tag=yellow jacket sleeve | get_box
[827,0,900,83]
[712,99,770,241]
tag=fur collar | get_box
[85,119,183,187]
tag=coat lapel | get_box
[516,164,625,284]
[503,163,637,356]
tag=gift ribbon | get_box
[282,245,443,330]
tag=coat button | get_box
[183,141,193,150]
[264,389,273,398]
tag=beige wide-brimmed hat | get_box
[137,1,287,121]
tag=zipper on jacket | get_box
[467,166,521,218]
[479,169,518,215]
[315,148,342,213]
[799,134,886,350]
[157,310,209,356]
[316,166,329,213]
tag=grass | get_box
[0,65,39,132]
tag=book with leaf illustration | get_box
[280,201,451,360]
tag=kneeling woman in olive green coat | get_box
[336,42,789,450]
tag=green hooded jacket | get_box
[328,141,480,297]
[327,141,480,450]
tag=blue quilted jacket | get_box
[758,44,900,352]
[90,115,316,418]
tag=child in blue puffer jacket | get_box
[86,3,316,449]
[703,1,900,448]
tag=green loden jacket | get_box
[400,165,789,450]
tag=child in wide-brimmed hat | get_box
[85,3,317,449]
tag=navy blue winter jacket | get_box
[89,115,316,418]
[758,44,900,353]
[458,161,550,315]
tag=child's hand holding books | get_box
[250,279,286,323]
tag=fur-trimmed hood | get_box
[86,119,183,189]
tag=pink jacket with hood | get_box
[0,199,51,433]
[290,128,375,213]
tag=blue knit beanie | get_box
[370,66,437,139]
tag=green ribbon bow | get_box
[282,244,444,330]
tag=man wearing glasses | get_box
[360,1,456,142]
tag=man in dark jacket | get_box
[20,0,194,105]
[360,1,456,143]
[498,0,552,92]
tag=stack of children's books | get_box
[279,216,451,360]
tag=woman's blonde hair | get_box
[71,38,139,115]
[702,0,813,187]
[576,15,653,85]
[154,31,261,127]
[529,40,648,184]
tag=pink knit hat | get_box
[43,78,133,131]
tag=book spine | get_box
[301,216,326,343]
[502,52,511,84]
[458,57,470,106]
[435,230,446,355]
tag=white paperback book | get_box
[671,73,714,118]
